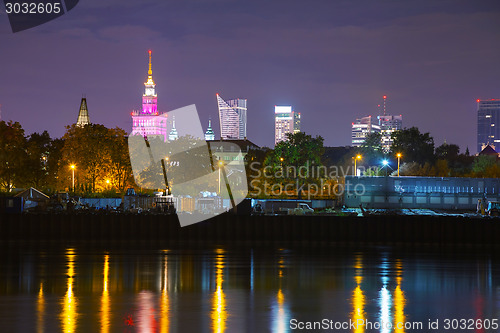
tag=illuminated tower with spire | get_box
[76,97,90,127]
[142,50,158,115]
[205,118,215,141]
[168,116,178,141]
[131,50,168,140]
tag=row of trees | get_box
[2,118,497,197]
[0,120,133,194]
[360,127,497,177]
[245,128,500,198]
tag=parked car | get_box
[281,203,314,215]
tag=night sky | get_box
[1,0,500,151]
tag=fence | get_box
[344,176,500,209]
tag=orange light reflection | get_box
[160,252,170,333]
[60,248,78,333]
[101,254,110,333]
[352,255,365,333]
[211,249,227,333]
[37,282,44,333]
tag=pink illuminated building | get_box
[130,50,168,140]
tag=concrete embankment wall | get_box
[344,176,500,210]
[1,213,499,246]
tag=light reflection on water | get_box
[160,251,169,333]
[0,245,500,332]
[101,254,110,333]
[37,282,44,333]
[212,248,227,333]
[352,254,365,333]
[60,248,77,333]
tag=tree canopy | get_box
[0,121,26,191]
[60,124,132,193]
[390,127,435,164]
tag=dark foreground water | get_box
[0,242,499,332]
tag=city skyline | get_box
[1,0,500,150]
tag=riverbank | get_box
[1,212,499,246]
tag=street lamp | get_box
[382,159,389,176]
[353,154,362,176]
[218,159,224,194]
[70,164,76,192]
[396,153,402,177]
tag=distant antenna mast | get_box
[383,95,387,116]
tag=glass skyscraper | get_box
[378,114,403,151]
[217,94,247,140]
[351,115,381,147]
[477,99,500,153]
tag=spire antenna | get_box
[383,95,387,116]
[148,50,152,76]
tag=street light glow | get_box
[396,153,402,177]
[382,160,389,166]
[353,154,362,176]
[70,164,76,192]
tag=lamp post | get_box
[218,159,224,194]
[353,154,362,176]
[164,156,170,195]
[396,153,402,177]
[382,159,389,176]
[70,164,76,192]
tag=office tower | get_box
[352,115,381,147]
[131,50,168,140]
[378,115,402,151]
[217,94,247,140]
[373,96,402,151]
[477,99,500,152]
[76,97,90,127]
[275,106,300,145]
[205,118,215,141]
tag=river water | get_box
[0,242,499,332]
